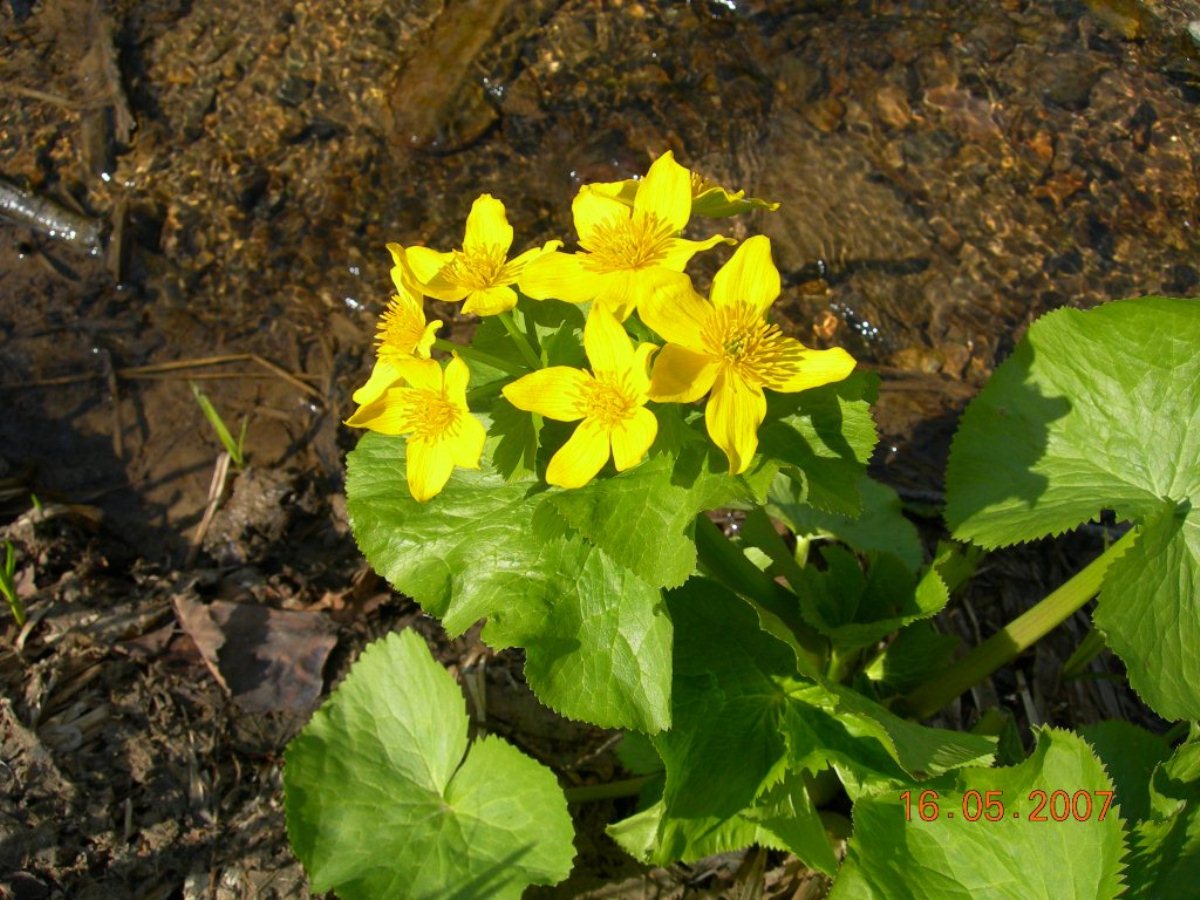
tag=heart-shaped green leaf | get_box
[284,630,574,899]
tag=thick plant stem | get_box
[432,338,524,376]
[496,311,543,370]
[694,514,826,675]
[902,527,1138,720]
[564,775,655,804]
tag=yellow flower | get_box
[502,308,658,489]
[586,165,780,218]
[518,151,730,321]
[351,254,442,407]
[346,355,486,502]
[402,194,559,317]
[642,235,856,474]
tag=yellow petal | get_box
[462,285,518,316]
[591,270,639,322]
[705,370,766,474]
[406,245,454,285]
[345,388,414,434]
[463,193,514,255]
[502,367,589,421]
[519,251,601,304]
[610,407,658,471]
[422,274,470,303]
[648,343,719,403]
[639,273,710,351]
[387,243,424,298]
[352,356,405,407]
[586,178,638,207]
[583,305,634,374]
[393,356,443,393]
[572,185,631,244]
[710,235,780,315]
[406,436,456,502]
[633,151,692,233]
[546,418,611,489]
[508,239,563,273]
[761,346,857,393]
[447,413,486,469]
[658,233,734,272]
[415,319,442,358]
[629,342,657,396]
[444,354,471,403]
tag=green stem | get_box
[432,338,523,376]
[901,527,1138,720]
[694,514,827,675]
[496,311,542,370]
[564,775,655,804]
[1060,627,1107,681]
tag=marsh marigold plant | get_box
[292,147,1199,900]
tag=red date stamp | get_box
[899,789,1114,823]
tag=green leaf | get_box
[513,295,587,367]
[1095,501,1200,719]
[1078,720,1173,826]
[284,631,574,899]
[946,297,1200,545]
[832,728,1127,900]
[691,187,781,218]
[944,296,1200,719]
[482,399,542,481]
[1124,728,1200,897]
[757,370,879,517]
[795,548,949,651]
[627,576,991,866]
[863,621,961,695]
[347,433,671,731]
[458,316,531,390]
[770,472,923,573]
[609,769,837,874]
[547,439,749,589]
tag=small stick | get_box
[185,452,231,569]
[0,83,82,109]
[3,353,322,401]
[119,354,323,400]
[101,350,123,459]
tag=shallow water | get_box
[2,0,1199,544]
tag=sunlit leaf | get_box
[611,577,992,867]
[284,631,574,899]
[1124,727,1200,897]
[832,728,1126,900]
[945,296,1200,719]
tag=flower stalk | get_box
[496,310,543,370]
[901,527,1139,720]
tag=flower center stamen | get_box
[579,373,637,428]
[377,300,424,355]
[580,212,675,274]
[404,389,461,441]
[446,244,510,290]
[702,304,802,383]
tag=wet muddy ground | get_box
[1,0,1197,895]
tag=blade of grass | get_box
[190,382,245,468]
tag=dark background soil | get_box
[1,0,1196,896]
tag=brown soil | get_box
[1,0,1195,896]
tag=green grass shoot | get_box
[1,540,26,627]
[190,382,248,468]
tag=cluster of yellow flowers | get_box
[347,152,856,501]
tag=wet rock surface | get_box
[1,0,1196,894]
